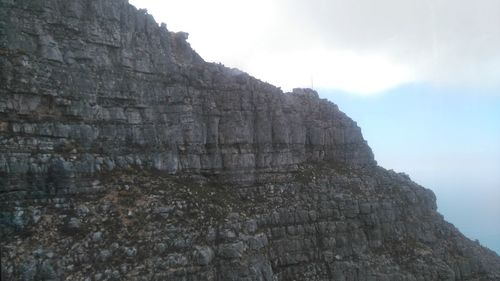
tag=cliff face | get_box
[0,1,499,281]
[0,0,374,196]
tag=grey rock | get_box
[98,250,112,262]
[244,219,258,234]
[247,233,268,250]
[76,205,90,217]
[165,253,188,267]
[31,209,41,224]
[124,247,137,257]
[218,242,247,259]
[38,34,63,63]
[193,246,215,265]
[0,1,499,281]
[66,217,81,230]
[91,231,102,242]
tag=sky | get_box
[322,85,500,254]
[128,0,500,254]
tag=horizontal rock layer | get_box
[0,0,374,198]
[1,0,499,281]
[2,167,500,281]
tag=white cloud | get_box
[244,48,416,94]
[129,0,500,95]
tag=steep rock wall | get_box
[0,0,373,198]
[1,1,499,281]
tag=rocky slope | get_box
[0,0,499,280]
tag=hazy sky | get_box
[324,86,500,254]
[128,0,500,253]
[130,0,500,95]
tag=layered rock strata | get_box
[0,0,373,197]
[1,0,499,280]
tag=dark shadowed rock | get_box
[194,245,215,265]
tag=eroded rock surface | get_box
[1,0,499,280]
[0,0,374,197]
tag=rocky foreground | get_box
[1,0,499,280]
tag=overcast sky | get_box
[129,0,500,95]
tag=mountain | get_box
[1,0,499,280]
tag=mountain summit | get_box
[1,1,499,280]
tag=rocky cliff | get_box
[1,1,499,280]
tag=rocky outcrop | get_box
[0,0,374,198]
[1,0,499,280]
